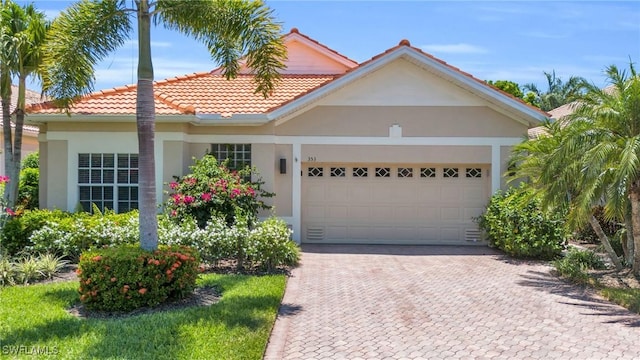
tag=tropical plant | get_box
[523,70,586,111]
[41,0,286,251]
[512,62,640,274]
[0,1,48,209]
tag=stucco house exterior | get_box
[0,85,42,175]
[27,29,546,245]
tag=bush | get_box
[164,155,273,228]
[477,184,568,260]
[21,152,39,170]
[1,209,73,256]
[553,247,606,283]
[159,215,299,271]
[77,245,200,312]
[17,167,39,211]
[246,217,299,271]
[23,209,139,260]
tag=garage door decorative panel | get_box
[302,163,489,244]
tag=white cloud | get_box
[420,43,488,54]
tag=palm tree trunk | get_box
[136,1,158,251]
[4,75,29,209]
[624,206,635,265]
[1,72,14,205]
[630,187,640,275]
[587,214,623,270]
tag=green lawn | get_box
[0,274,286,359]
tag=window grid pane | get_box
[211,144,251,170]
[79,153,138,214]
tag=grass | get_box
[601,287,640,314]
[0,273,286,359]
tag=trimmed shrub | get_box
[246,217,299,271]
[26,210,139,261]
[477,184,567,260]
[21,152,39,170]
[77,245,200,312]
[164,155,273,228]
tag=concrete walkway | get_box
[264,245,640,360]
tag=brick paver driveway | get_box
[264,245,640,360]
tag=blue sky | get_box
[18,1,640,92]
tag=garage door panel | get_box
[306,206,326,219]
[440,187,462,202]
[326,184,349,201]
[347,206,370,220]
[306,184,327,202]
[371,206,393,219]
[393,206,417,221]
[302,163,487,244]
[440,207,461,221]
[326,205,348,219]
[418,206,439,221]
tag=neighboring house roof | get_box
[26,29,547,128]
[5,85,43,134]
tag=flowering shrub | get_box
[245,217,299,271]
[26,210,139,261]
[164,155,273,228]
[77,244,200,312]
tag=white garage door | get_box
[302,163,489,244]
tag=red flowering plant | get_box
[164,154,273,228]
[77,244,200,312]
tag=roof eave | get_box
[192,113,269,126]
[26,114,196,124]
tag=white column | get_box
[491,144,501,194]
[292,143,302,243]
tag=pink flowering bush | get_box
[164,155,273,228]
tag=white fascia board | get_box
[27,114,195,123]
[192,113,269,126]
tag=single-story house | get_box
[0,85,42,175]
[27,29,547,245]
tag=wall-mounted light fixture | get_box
[279,158,287,174]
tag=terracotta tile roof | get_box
[27,73,336,117]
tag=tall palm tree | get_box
[566,63,640,273]
[523,70,586,111]
[0,1,48,209]
[42,0,286,250]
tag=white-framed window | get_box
[211,144,251,170]
[78,153,138,213]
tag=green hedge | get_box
[78,245,200,312]
[477,184,567,260]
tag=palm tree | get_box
[0,1,48,209]
[566,63,640,273]
[523,70,586,111]
[42,0,286,250]
[509,119,624,269]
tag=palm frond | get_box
[156,0,286,98]
[41,0,132,108]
